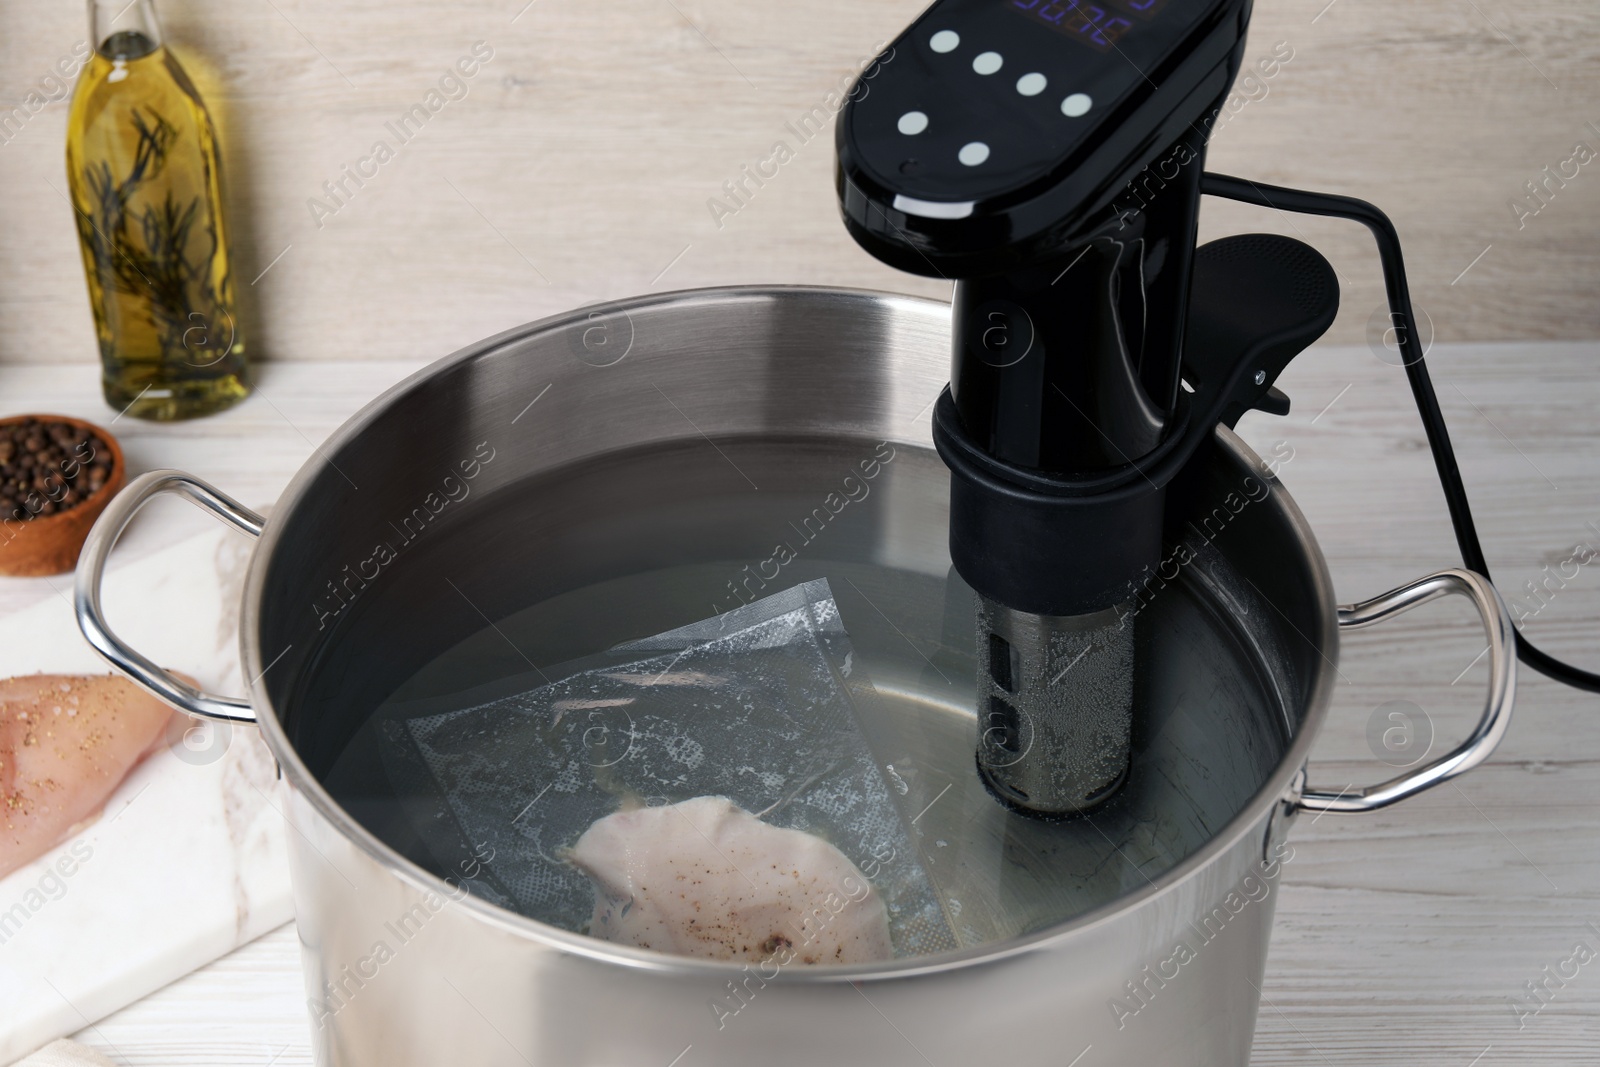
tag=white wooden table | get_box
[2,339,1595,1066]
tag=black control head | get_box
[837,0,1252,278]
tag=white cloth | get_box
[14,1040,116,1067]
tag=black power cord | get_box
[1201,171,1600,695]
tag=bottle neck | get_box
[91,0,163,60]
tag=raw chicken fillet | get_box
[0,674,176,879]
[568,795,893,964]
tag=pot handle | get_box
[1296,568,1515,814]
[74,470,264,725]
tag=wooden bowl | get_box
[0,415,126,578]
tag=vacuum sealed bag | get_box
[383,578,956,960]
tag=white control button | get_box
[1061,92,1093,117]
[898,110,929,135]
[972,51,1003,75]
[930,30,960,53]
[958,141,990,166]
[1016,72,1047,96]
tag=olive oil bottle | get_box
[66,0,249,420]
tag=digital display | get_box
[1009,0,1168,51]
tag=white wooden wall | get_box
[1,0,1597,366]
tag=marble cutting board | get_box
[0,523,294,1064]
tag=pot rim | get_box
[240,284,1338,982]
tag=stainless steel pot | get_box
[75,287,1514,1066]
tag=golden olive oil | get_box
[66,0,249,421]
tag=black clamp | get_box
[934,233,1340,617]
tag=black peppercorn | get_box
[0,420,114,523]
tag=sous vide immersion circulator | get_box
[836,0,1343,814]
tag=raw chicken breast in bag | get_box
[387,579,957,962]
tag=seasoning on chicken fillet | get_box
[0,674,176,879]
[568,795,893,964]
